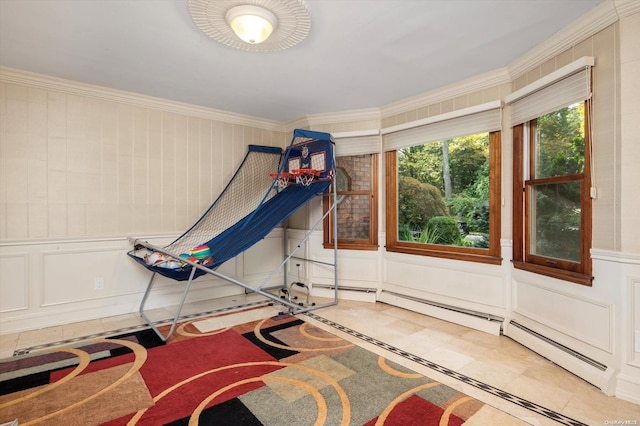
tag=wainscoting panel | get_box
[42,246,136,306]
[242,229,286,289]
[383,253,506,311]
[513,279,612,352]
[632,277,640,367]
[0,252,29,311]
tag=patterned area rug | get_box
[0,307,521,425]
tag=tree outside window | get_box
[386,131,501,264]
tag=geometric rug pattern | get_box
[0,305,582,425]
[304,313,587,426]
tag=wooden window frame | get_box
[323,153,379,250]
[385,131,502,265]
[512,101,593,286]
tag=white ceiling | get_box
[0,0,605,122]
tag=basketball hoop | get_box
[270,172,291,189]
[290,169,320,186]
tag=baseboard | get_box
[377,290,503,336]
[506,320,617,396]
[0,283,243,335]
[615,373,640,404]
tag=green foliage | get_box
[396,132,491,247]
[533,182,582,262]
[532,103,585,262]
[446,161,490,234]
[398,144,444,188]
[536,103,585,178]
[398,176,448,231]
[398,134,489,197]
[426,216,463,245]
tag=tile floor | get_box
[1,294,639,425]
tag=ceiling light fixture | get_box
[188,0,311,52]
[225,5,278,44]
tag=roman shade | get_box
[333,129,381,156]
[506,56,594,127]
[381,101,502,152]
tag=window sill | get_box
[512,260,593,286]
[323,243,379,251]
[386,244,502,265]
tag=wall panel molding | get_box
[513,279,613,352]
[0,252,29,312]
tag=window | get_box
[385,131,501,263]
[323,153,378,250]
[513,101,592,285]
[507,57,594,285]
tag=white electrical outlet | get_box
[635,330,640,353]
[94,277,104,290]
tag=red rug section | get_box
[54,329,283,425]
[364,394,465,426]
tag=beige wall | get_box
[0,82,286,241]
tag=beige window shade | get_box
[333,130,381,156]
[506,56,594,127]
[381,101,502,152]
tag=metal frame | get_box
[129,167,339,342]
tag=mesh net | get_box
[164,147,283,256]
[140,130,336,271]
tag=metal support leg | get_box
[139,266,198,342]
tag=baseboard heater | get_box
[509,320,606,371]
[313,284,378,293]
[378,290,504,335]
[381,290,504,322]
[508,320,616,395]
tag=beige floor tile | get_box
[464,404,529,425]
[62,318,105,340]
[459,358,523,389]
[390,329,448,355]
[16,325,64,349]
[421,345,476,371]
[563,384,640,425]
[0,332,19,357]
[100,313,144,331]
[503,374,574,413]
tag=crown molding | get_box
[0,66,285,132]
[507,0,623,78]
[380,67,511,118]
[284,116,311,132]
[305,108,381,126]
[614,0,640,19]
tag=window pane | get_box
[397,133,490,248]
[535,103,585,179]
[337,194,370,240]
[530,181,581,262]
[336,155,371,191]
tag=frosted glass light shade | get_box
[225,5,278,44]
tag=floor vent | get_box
[509,320,607,371]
